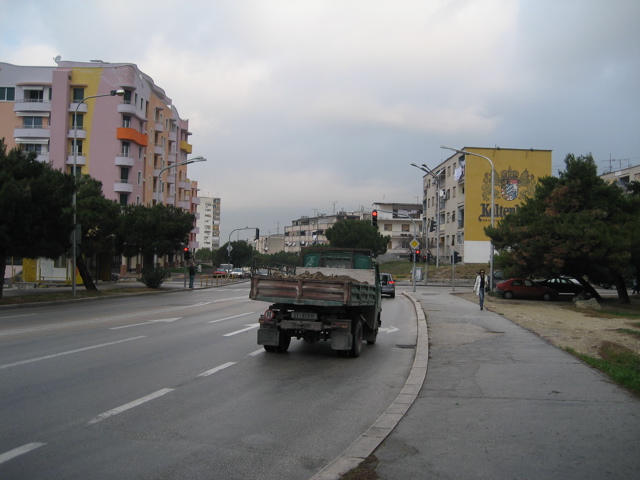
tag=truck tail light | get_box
[260,309,276,324]
[331,321,349,330]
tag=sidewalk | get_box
[318,286,640,479]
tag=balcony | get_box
[15,99,51,113]
[154,122,163,132]
[68,127,87,139]
[67,154,86,165]
[168,131,177,142]
[14,125,50,139]
[115,155,135,167]
[116,127,148,146]
[191,196,201,205]
[117,101,147,121]
[154,144,164,155]
[69,102,88,114]
[179,140,192,154]
[114,179,133,193]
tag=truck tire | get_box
[264,345,277,352]
[365,313,381,345]
[350,321,363,358]
[276,331,291,353]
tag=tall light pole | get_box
[157,156,207,205]
[440,145,495,288]
[71,89,125,297]
[411,163,441,269]
[156,156,207,280]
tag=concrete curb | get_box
[309,292,429,480]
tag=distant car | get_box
[380,273,396,298]
[213,269,228,276]
[230,268,244,278]
[495,278,558,301]
[537,277,587,297]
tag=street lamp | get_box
[71,89,125,297]
[157,156,207,205]
[411,163,441,269]
[440,145,495,288]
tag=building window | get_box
[70,139,83,155]
[73,88,85,102]
[71,113,83,128]
[137,171,142,186]
[119,193,128,206]
[23,116,43,128]
[383,223,392,231]
[122,141,130,157]
[402,224,410,232]
[24,88,43,102]
[0,87,15,101]
[122,115,131,128]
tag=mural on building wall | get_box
[465,149,551,241]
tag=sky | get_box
[2,0,639,243]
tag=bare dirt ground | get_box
[455,291,640,358]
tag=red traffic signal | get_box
[371,209,378,227]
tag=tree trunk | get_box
[76,255,98,291]
[576,277,601,300]
[0,253,6,299]
[614,273,630,304]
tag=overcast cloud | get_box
[2,0,639,242]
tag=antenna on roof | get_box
[54,55,61,64]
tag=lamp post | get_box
[155,156,207,283]
[157,156,207,205]
[411,163,441,269]
[440,145,495,288]
[71,89,125,297]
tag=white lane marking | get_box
[0,336,145,370]
[248,349,265,356]
[87,388,174,425]
[223,324,260,337]
[0,442,46,465]
[208,312,255,324]
[379,326,400,334]
[211,296,247,302]
[0,303,211,336]
[197,361,236,378]
[110,318,181,330]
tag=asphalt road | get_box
[0,283,417,479]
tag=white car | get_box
[230,268,246,278]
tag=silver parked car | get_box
[380,273,396,298]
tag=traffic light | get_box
[184,247,191,261]
[255,228,260,240]
[453,251,461,264]
[371,210,378,227]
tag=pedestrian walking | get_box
[188,263,196,289]
[633,277,639,295]
[473,269,487,310]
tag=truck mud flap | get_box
[331,332,353,351]
[257,327,279,346]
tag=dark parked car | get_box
[380,273,396,298]
[495,278,558,301]
[537,277,586,297]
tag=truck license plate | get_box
[291,311,318,320]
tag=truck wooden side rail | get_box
[249,248,382,357]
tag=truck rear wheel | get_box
[276,331,291,353]
[350,321,363,358]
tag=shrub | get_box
[138,266,171,289]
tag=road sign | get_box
[410,239,419,249]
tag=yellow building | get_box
[421,147,552,264]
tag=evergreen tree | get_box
[486,153,640,303]
[0,139,75,298]
[324,219,390,257]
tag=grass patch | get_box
[566,341,640,397]
[617,328,640,338]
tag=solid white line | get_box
[87,388,174,425]
[208,312,255,324]
[0,336,146,370]
[197,361,236,377]
[248,349,265,356]
[0,442,46,465]
[223,324,260,337]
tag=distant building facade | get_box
[601,165,640,191]
[372,202,423,255]
[0,60,202,277]
[421,147,552,264]
[195,196,221,250]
